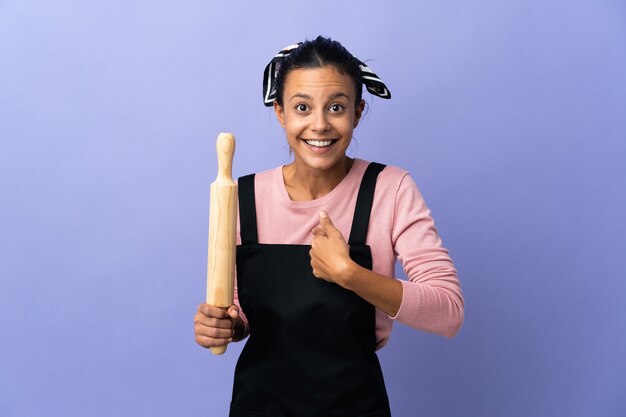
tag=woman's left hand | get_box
[310,211,404,317]
[309,211,355,286]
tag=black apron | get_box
[231,162,391,417]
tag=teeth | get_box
[305,139,333,147]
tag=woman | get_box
[195,36,464,417]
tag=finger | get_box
[195,334,231,348]
[310,259,319,277]
[312,225,327,237]
[319,211,340,237]
[195,313,235,329]
[309,235,321,251]
[198,303,230,319]
[195,321,235,338]
[227,305,240,321]
[319,210,332,225]
[309,250,322,276]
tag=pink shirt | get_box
[235,158,464,349]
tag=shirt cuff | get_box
[388,279,420,321]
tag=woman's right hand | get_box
[194,304,242,349]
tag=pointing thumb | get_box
[319,210,334,228]
[318,211,347,242]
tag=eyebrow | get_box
[288,92,350,103]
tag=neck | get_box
[283,157,354,201]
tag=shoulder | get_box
[366,160,427,218]
[255,165,282,184]
[355,159,413,196]
[379,164,410,186]
[240,165,292,207]
[354,158,408,180]
[237,165,283,186]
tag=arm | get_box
[389,174,464,338]
[310,211,403,317]
[310,174,464,338]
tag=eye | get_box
[295,103,309,112]
[329,103,345,113]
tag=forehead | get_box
[283,66,355,98]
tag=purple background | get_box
[1,1,625,416]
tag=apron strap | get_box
[348,162,386,246]
[238,173,258,244]
[239,162,385,246]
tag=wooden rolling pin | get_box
[206,132,237,355]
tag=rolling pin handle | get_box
[216,132,235,182]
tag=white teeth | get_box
[305,139,334,147]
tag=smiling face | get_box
[274,66,365,174]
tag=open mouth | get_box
[302,139,338,148]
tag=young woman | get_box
[194,36,464,417]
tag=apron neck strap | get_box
[348,162,386,246]
[237,162,386,246]
[238,174,258,244]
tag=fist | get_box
[309,211,354,285]
[194,304,241,348]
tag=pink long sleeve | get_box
[232,159,463,348]
[388,174,464,338]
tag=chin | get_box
[301,155,346,172]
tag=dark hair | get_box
[274,36,363,107]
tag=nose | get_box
[311,109,330,132]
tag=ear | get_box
[273,101,285,128]
[353,99,365,128]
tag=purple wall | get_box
[1,1,625,416]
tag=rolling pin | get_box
[206,132,237,355]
